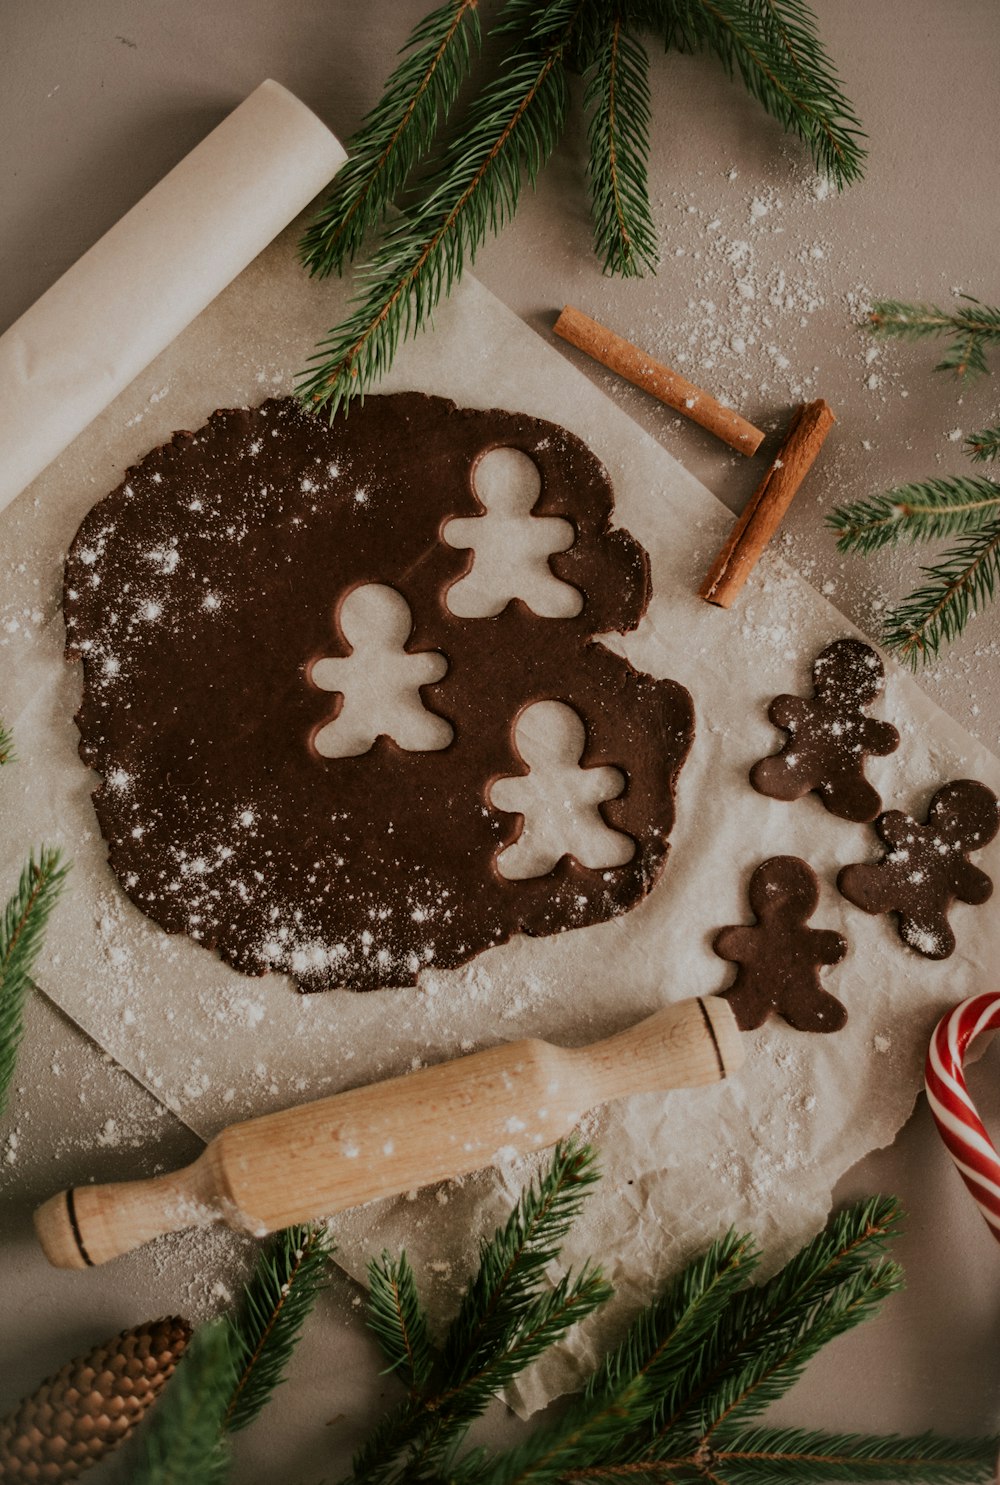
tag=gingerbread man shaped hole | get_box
[444,447,583,619]
[310,584,453,759]
[490,700,634,880]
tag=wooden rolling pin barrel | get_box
[34,995,743,1270]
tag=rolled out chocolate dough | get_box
[64,394,694,991]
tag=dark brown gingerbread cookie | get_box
[64,394,695,992]
[837,779,999,959]
[750,639,899,822]
[713,856,848,1032]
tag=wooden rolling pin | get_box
[34,996,742,1270]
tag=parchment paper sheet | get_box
[1,226,998,1415]
[0,80,345,514]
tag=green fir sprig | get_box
[129,1223,332,1480]
[688,1426,1000,1482]
[867,296,1000,380]
[0,721,14,766]
[298,0,865,415]
[966,425,1000,463]
[828,478,1000,556]
[830,289,1000,667]
[132,1321,233,1485]
[0,845,69,1115]
[584,9,658,277]
[222,1221,334,1432]
[298,0,581,417]
[661,0,866,189]
[348,1140,611,1483]
[300,0,482,277]
[117,1147,993,1484]
[830,459,1000,667]
[355,1181,992,1485]
[877,521,1000,669]
[368,1249,435,1390]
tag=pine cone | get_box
[0,1315,191,1481]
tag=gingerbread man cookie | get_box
[713,856,848,1032]
[838,779,999,959]
[750,639,899,822]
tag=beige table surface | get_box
[2,2,1000,1480]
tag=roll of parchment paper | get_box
[0,79,346,514]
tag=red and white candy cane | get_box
[925,993,1000,1246]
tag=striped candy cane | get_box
[925,993,1000,1246]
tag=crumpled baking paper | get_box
[1,225,998,1417]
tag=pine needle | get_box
[343,1188,995,1485]
[0,846,69,1116]
[0,721,14,766]
[413,1143,611,1462]
[438,1262,613,1429]
[966,424,1000,464]
[131,1321,232,1485]
[300,0,481,277]
[828,478,1000,555]
[488,1233,757,1483]
[880,519,1000,669]
[296,0,864,403]
[651,1198,903,1444]
[591,1229,758,1437]
[368,1250,434,1389]
[222,1222,333,1433]
[297,0,581,418]
[695,1259,903,1439]
[833,294,1000,663]
[710,1425,1000,1482]
[663,0,866,188]
[442,1140,602,1387]
[867,296,1000,379]
[584,13,659,277]
[341,1141,607,1483]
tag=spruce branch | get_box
[704,1426,1000,1482]
[300,0,481,277]
[298,0,581,418]
[662,0,866,188]
[879,520,1000,669]
[222,1222,333,1433]
[485,1373,654,1485]
[335,1187,993,1485]
[587,1229,758,1441]
[0,845,69,1115]
[828,478,1000,556]
[833,286,1000,664]
[966,424,1000,463]
[867,296,1000,380]
[441,1140,602,1387]
[476,1236,760,1483]
[694,1258,903,1441]
[0,720,14,765]
[406,1146,610,1473]
[368,1250,435,1389]
[339,1141,605,1484]
[434,1261,613,1431]
[345,1397,426,1485]
[299,0,863,409]
[584,12,658,277]
[668,1197,903,1441]
[131,1321,232,1485]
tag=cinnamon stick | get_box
[699,399,836,609]
[553,304,765,457]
